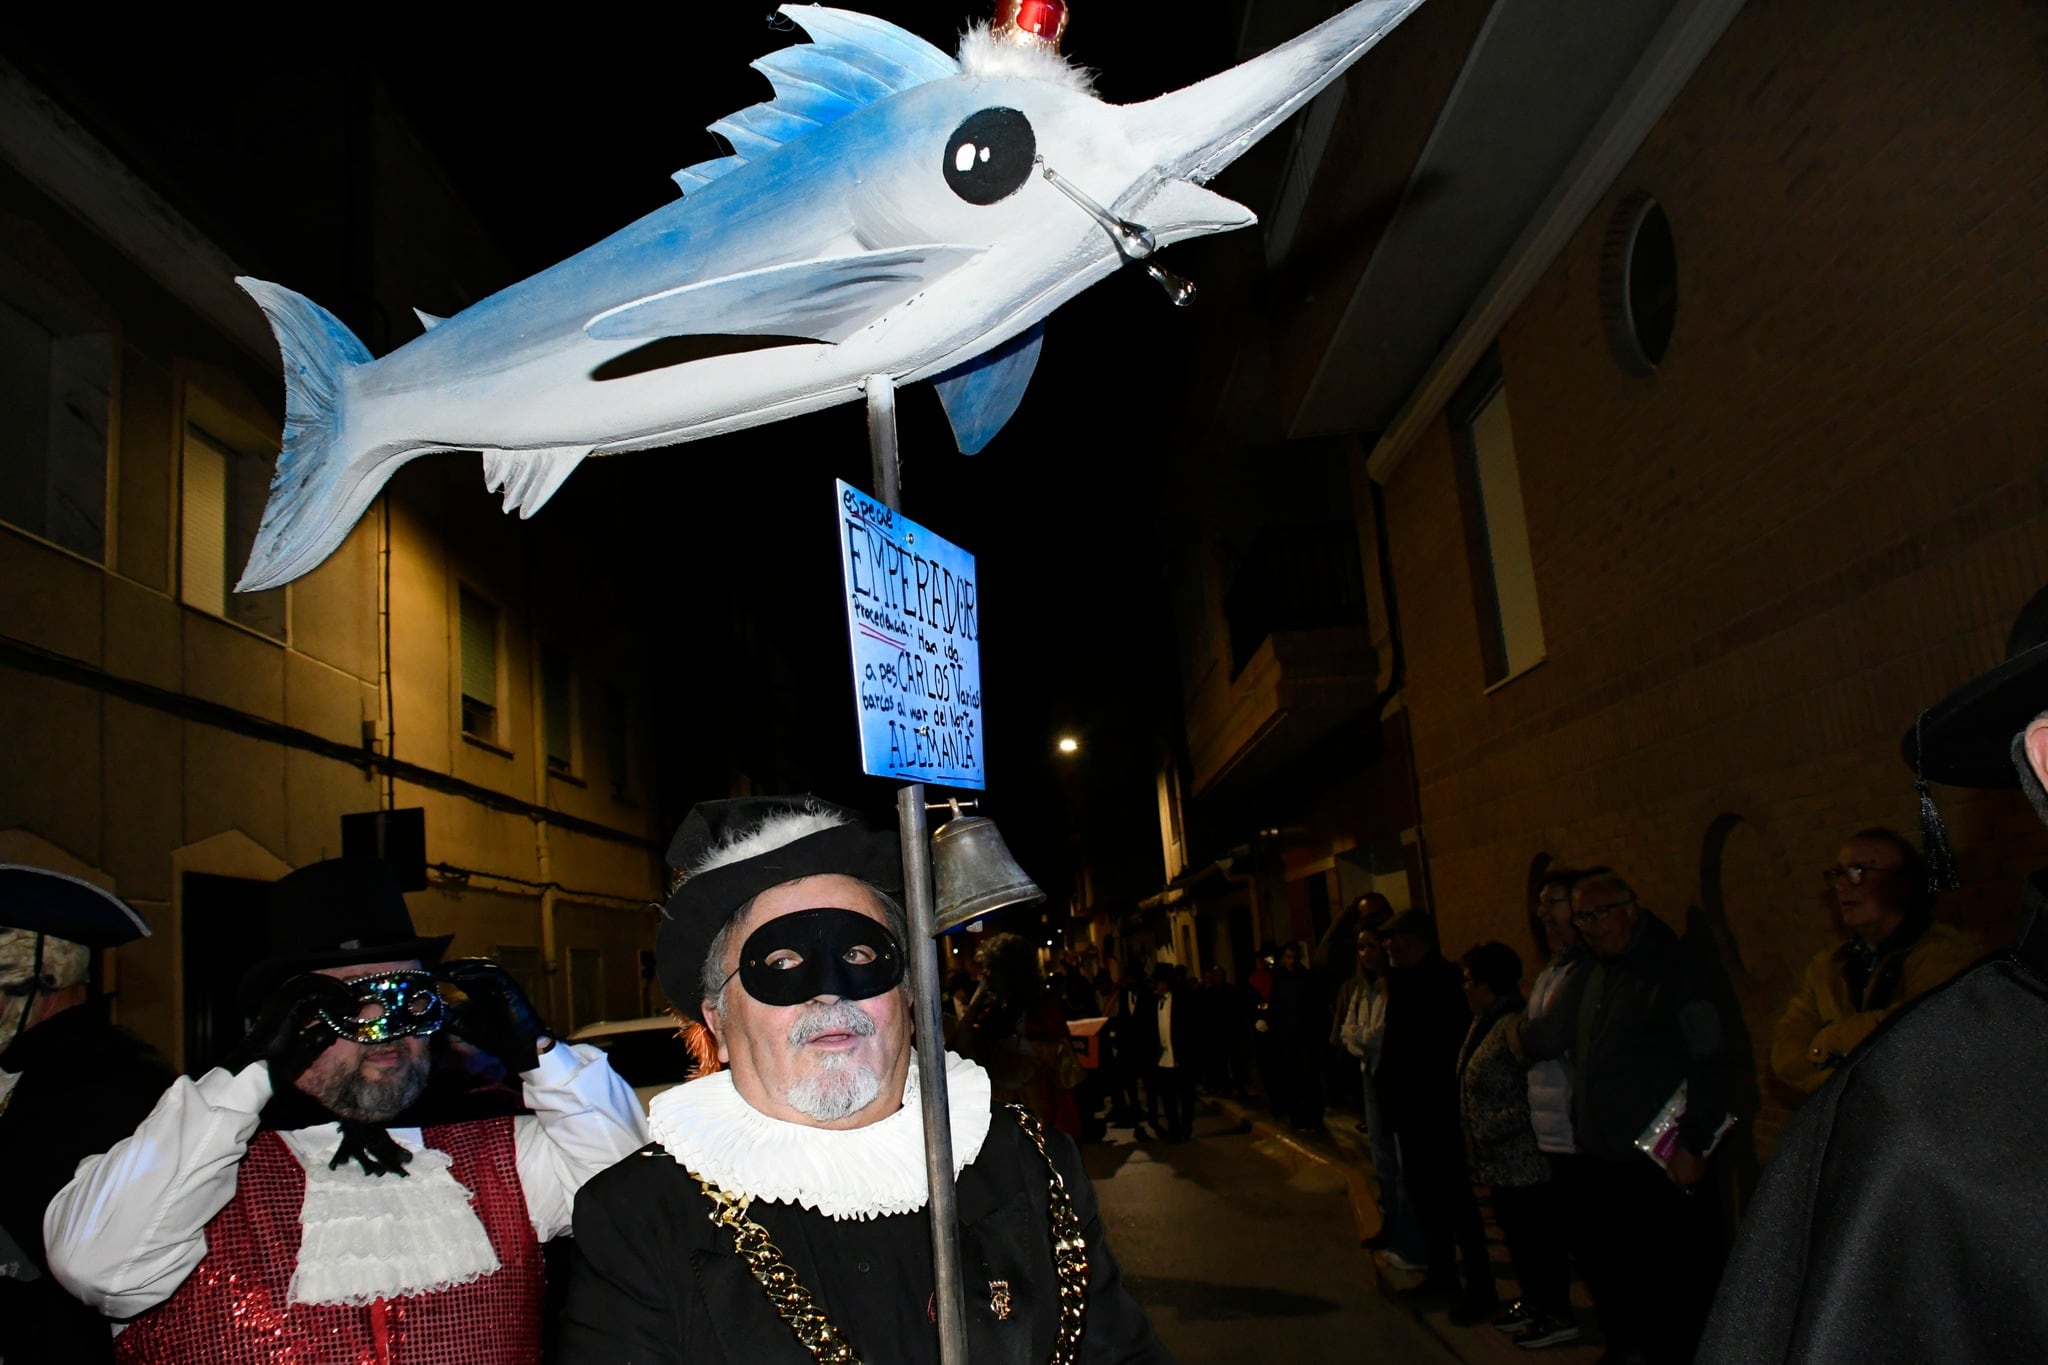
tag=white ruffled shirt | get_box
[281,1125,504,1306]
[646,1050,992,1221]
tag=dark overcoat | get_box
[554,1106,1171,1364]
[1698,871,2048,1363]
[0,999,173,1364]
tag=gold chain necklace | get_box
[1007,1103,1091,1364]
[691,1103,1089,1364]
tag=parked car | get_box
[569,1016,700,1106]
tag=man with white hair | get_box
[1701,585,2048,1362]
[0,866,172,1362]
[556,795,1169,1363]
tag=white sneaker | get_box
[1376,1250,1429,1274]
[1514,1316,1582,1350]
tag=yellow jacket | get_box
[1771,920,1983,1095]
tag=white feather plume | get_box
[956,22,1097,95]
[685,802,852,878]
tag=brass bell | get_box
[931,815,1046,934]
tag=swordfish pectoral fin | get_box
[932,321,1046,455]
[481,445,593,518]
[582,244,984,346]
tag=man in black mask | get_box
[1701,584,2048,1362]
[557,796,1170,1363]
[44,857,644,1364]
[0,865,171,1364]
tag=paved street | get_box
[1087,1112,1458,1364]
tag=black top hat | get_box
[658,796,902,1020]
[237,858,452,1014]
[1906,585,2048,789]
[0,865,151,947]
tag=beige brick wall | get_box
[1384,0,2048,1158]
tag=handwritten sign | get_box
[835,480,984,789]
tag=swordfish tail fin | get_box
[233,277,417,592]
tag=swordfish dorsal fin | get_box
[672,5,959,194]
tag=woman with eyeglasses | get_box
[1768,826,1981,1098]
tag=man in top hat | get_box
[44,856,646,1364]
[556,795,1170,1363]
[0,865,173,1364]
[1700,585,2048,1363]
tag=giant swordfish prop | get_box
[233,0,1426,591]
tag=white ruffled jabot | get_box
[281,1125,502,1306]
[645,1050,992,1221]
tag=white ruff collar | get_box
[646,1050,992,1221]
[280,1125,501,1306]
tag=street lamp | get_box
[1057,735,1080,755]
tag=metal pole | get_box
[867,373,901,509]
[868,372,968,1365]
[899,784,968,1364]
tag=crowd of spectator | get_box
[954,811,1986,1363]
[1314,826,1982,1362]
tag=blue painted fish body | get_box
[235,1,1426,590]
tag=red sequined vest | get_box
[112,1119,543,1365]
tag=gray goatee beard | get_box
[316,1050,432,1122]
[783,1000,882,1122]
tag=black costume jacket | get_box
[0,999,173,1363]
[1376,950,1469,1134]
[1698,872,2048,1363]
[1519,909,1731,1161]
[555,1107,1171,1364]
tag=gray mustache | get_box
[787,1001,877,1047]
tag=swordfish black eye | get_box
[942,107,1036,206]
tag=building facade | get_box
[0,59,666,1071]
[1150,0,2048,1164]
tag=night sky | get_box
[3,4,1269,911]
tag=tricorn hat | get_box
[1906,585,2048,789]
[658,796,903,1020]
[0,865,152,947]
[237,858,452,1014]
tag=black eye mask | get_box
[732,908,904,1007]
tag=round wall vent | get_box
[1601,192,1676,376]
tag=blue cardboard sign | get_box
[836,480,984,789]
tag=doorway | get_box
[181,872,274,1075]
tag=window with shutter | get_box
[180,416,286,640]
[604,686,631,800]
[180,435,228,617]
[1450,350,1547,688]
[543,645,574,773]
[0,287,110,564]
[459,588,500,744]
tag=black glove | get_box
[437,959,551,1074]
[226,973,357,1084]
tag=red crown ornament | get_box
[993,0,1068,50]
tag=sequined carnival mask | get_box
[316,969,447,1044]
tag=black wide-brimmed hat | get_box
[0,865,152,946]
[1906,585,2048,789]
[237,857,452,1013]
[658,796,902,1020]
